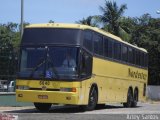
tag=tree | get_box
[76,16,100,27]
[99,0,127,37]
[0,22,20,80]
[130,14,160,85]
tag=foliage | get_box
[130,14,160,85]
[99,0,127,37]
[0,22,20,80]
[76,16,100,27]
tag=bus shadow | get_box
[96,105,141,110]
[4,105,142,114]
[4,106,82,113]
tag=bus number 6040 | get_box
[39,81,50,85]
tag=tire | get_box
[80,87,98,111]
[34,103,52,112]
[123,89,133,108]
[132,90,138,107]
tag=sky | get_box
[0,0,160,24]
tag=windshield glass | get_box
[18,47,79,80]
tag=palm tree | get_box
[100,1,127,36]
[76,16,100,27]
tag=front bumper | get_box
[16,90,80,105]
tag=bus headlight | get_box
[17,85,29,90]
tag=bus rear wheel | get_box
[34,103,52,112]
[80,87,98,111]
[123,89,133,108]
[132,90,138,107]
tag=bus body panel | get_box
[92,57,148,103]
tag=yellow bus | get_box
[16,23,148,111]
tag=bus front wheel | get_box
[80,87,98,111]
[34,103,52,112]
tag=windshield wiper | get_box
[30,55,59,79]
[29,46,60,79]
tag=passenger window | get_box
[104,38,108,57]
[136,51,140,66]
[113,42,121,60]
[128,47,133,64]
[83,30,93,52]
[140,52,144,67]
[122,45,128,62]
[133,49,136,65]
[144,54,148,67]
[93,34,103,56]
[108,39,113,58]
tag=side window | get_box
[108,39,113,58]
[136,51,140,66]
[104,38,108,57]
[83,30,93,52]
[93,34,103,56]
[140,52,144,67]
[128,47,133,64]
[81,51,92,78]
[138,51,141,66]
[121,45,128,62]
[113,42,121,60]
[133,49,136,65]
[144,53,148,67]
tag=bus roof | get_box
[26,23,147,53]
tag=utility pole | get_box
[21,0,24,38]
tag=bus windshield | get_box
[18,47,79,80]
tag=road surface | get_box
[0,102,160,120]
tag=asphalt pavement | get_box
[0,102,160,120]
